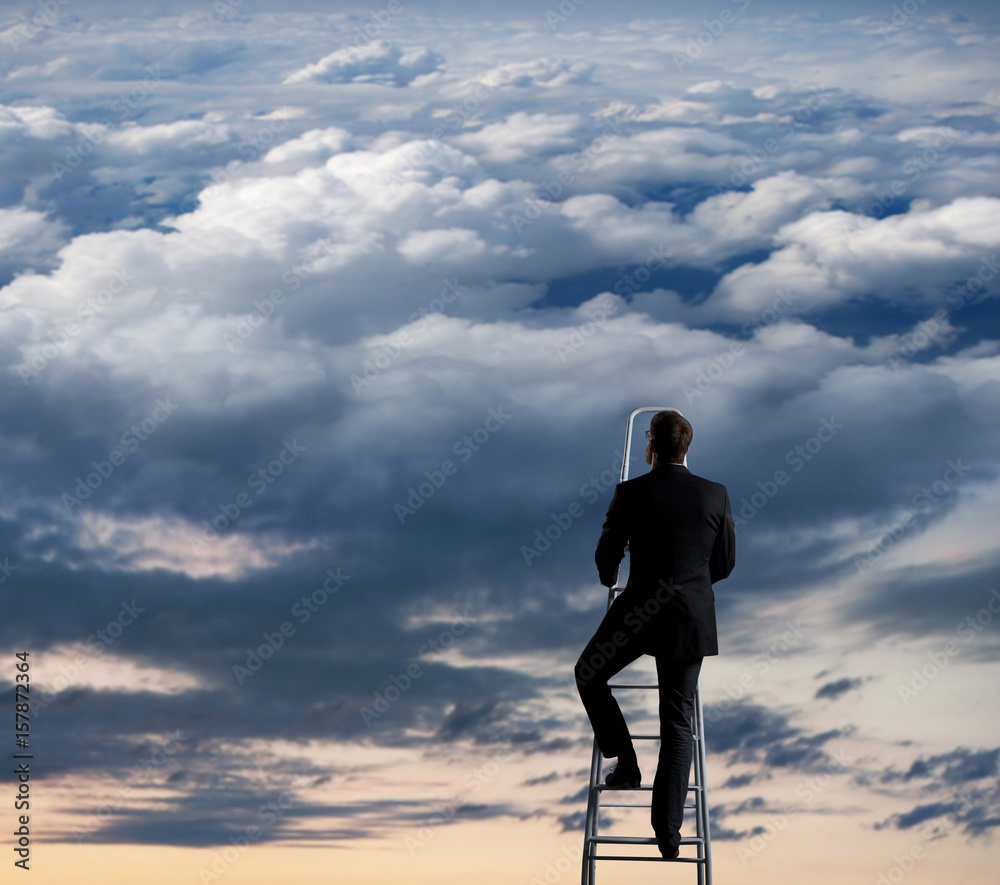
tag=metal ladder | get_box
[581,406,713,885]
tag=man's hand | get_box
[595,485,627,589]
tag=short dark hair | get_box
[649,411,692,463]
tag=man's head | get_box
[647,410,692,465]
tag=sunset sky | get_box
[2,0,1000,882]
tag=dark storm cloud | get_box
[705,700,853,772]
[870,745,1000,839]
[814,677,865,700]
[556,810,585,832]
[720,771,761,788]
[879,747,1000,785]
[69,792,435,846]
[841,558,1000,652]
[521,771,560,786]
[874,785,1000,839]
[709,822,765,840]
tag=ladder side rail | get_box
[582,734,601,885]
[584,410,642,884]
[694,671,712,885]
[582,583,617,885]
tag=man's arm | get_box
[595,484,628,587]
[709,488,736,584]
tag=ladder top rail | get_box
[620,406,688,483]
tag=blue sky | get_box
[2,1,999,883]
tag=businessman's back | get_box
[595,462,735,657]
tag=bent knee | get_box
[575,655,598,688]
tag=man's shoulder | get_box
[689,473,730,503]
[634,466,729,495]
[689,471,729,493]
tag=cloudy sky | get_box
[2,0,1000,882]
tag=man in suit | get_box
[575,410,735,858]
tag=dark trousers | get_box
[575,592,703,853]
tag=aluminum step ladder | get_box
[581,406,713,885]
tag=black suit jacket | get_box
[595,463,735,657]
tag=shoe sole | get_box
[603,774,641,789]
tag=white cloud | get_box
[263,126,352,165]
[0,102,73,140]
[478,57,594,89]
[397,227,488,264]
[0,206,67,271]
[25,642,205,695]
[688,171,840,245]
[105,119,233,154]
[451,112,582,163]
[5,56,72,81]
[713,196,1000,315]
[283,40,443,86]
[72,510,324,580]
[547,123,746,186]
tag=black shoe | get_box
[656,835,680,858]
[603,759,641,789]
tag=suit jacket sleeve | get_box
[709,489,736,584]
[595,483,628,588]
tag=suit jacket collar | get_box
[651,463,690,473]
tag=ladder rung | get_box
[600,732,701,743]
[608,683,658,689]
[589,835,705,845]
[600,800,696,808]
[595,783,701,792]
[585,854,704,863]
